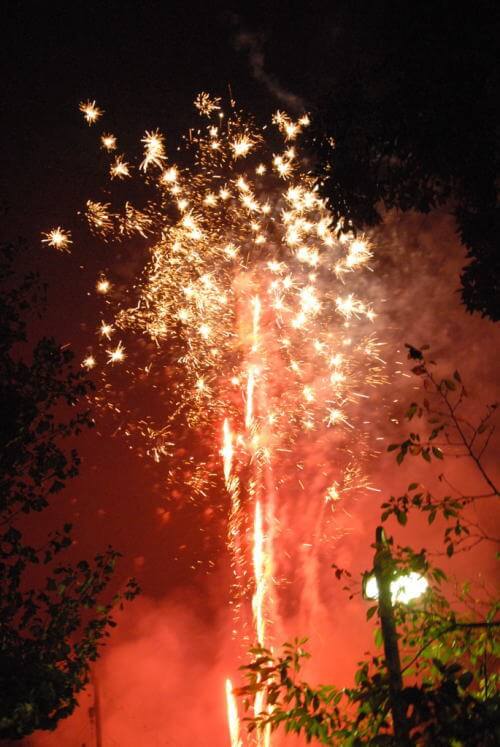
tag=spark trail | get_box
[226,679,243,747]
[47,94,386,745]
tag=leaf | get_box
[432,446,443,460]
[458,671,473,689]
[408,483,419,491]
[406,402,418,419]
[432,567,447,583]
[366,605,378,621]
[396,510,407,526]
[405,344,423,360]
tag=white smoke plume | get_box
[232,24,305,112]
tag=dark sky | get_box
[2,3,261,236]
[4,0,497,239]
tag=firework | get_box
[110,155,131,180]
[195,92,222,116]
[41,227,72,252]
[82,354,97,370]
[252,501,266,647]
[222,419,234,486]
[101,133,117,151]
[61,94,386,745]
[225,679,243,747]
[99,320,114,340]
[79,99,103,125]
[140,129,167,171]
[106,340,125,364]
[96,277,111,294]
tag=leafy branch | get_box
[382,345,499,555]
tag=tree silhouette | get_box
[239,1,499,319]
[303,2,499,320]
[0,241,138,741]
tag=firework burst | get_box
[79,99,103,125]
[60,94,386,745]
[41,226,72,252]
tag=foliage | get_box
[238,623,499,746]
[300,3,499,321]
[383,344,499,556]
[0,242,139,741]
[236,345,499,744]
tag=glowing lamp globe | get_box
[364,572,428,605]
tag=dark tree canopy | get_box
[304,1,500,320]
[0,242,138,740]
[241,1,499,320]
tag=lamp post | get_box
[363,529,428,740]
[371,526,410,743]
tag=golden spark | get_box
[99,320,114,340]
[79,99,103,125]
[110,155,131,180]
[194,92,221,116]
[101,133,117,151]
[41,227,72,252]
[106,340,125,364]
[82,355,96,370]
[140,129,167,171]
[96,277,111,294]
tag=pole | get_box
[373,526,410,743]
[89,669,103,747]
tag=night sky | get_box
[2,3,499,746]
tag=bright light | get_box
[140,129,167,171]
[79,99,103,125]
[96,277,111,294]
[106,340,125,364]
[364,572,428,604]
[110,155,130,180]
[41,227,72,252]
[82,355,96,370]
[161,166,178,184]
[231,135,255,159]
[101,133,117,151]
[225,679,242,747]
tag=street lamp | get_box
[362,526,428,744]
[363,570,428,605]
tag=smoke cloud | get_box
[232,25,305,113]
